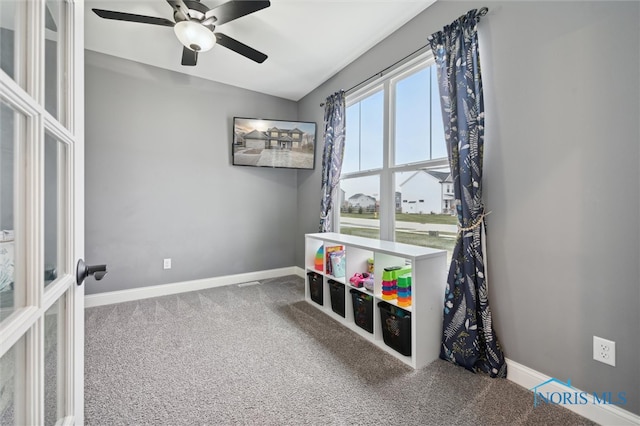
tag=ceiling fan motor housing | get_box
[175,0,212,26]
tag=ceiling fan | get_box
[92,0,270,66]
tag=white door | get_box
[0,0,86,424]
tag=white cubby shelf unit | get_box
[304,232,447,369]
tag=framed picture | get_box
[232,117,317,170]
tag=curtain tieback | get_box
[458,210,492,232]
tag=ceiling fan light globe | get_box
[174,20,216,52]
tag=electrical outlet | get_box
[593,336,615,367]
[163,258,171,270]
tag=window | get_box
[337,53,456,262]
[342,89,384,174]
[339,175,380,239]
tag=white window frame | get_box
[335,50,450,241]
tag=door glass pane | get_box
[0,334,26,425]
[0,1,26,90]
[395,168,456,263]
[44,0,66,124]
[44,296,65,425]
[44,132,66,288]
[1,100,26,321]
[339,175,380,239]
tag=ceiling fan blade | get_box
[181,47,198,66]
[215,32,267,63]
[205,1,270,26]
[92,9,175,27]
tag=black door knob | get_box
[76,259,108,286]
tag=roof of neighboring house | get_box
[399,170,452,187]
[348,193,376,202]
[244,130,268,140]
[426,170,452,182]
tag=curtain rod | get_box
[319,6,488,107]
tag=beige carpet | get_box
[84,275,597,425]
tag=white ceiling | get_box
[84,0,436,101]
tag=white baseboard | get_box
[293,266,305,277]
[84,266,301,308]
[506,358,640,425]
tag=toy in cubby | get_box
[325,245,345,277]
[381,267,398,300]
[314,246,324,271]
[381,266,411,301]
[349,273,364,288]
[349,257,374,292]
[363,274,374,292]
[330,250,346,278]
[367,258,374,273]
[364,258,374,291]
[349,272,374,290]
[397,273,412,307]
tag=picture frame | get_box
[232,117,317,170]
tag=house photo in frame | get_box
[232,117,317,170]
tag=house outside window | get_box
[337,52,456,261]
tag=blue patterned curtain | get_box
[428,9,507,378]
[319,91,346,232]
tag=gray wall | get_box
[296,0,640,416]
[85,51,298,295]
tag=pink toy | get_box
[349,272,374,290]
[349,273,365,288]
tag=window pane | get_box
[395,168,456,262]
[1,100,26,322]
[430,67,447,160]
[359,91,383,170]
[45,296,66,425]
[0,334,26,425]
[395,65,448,165]
[44,132,66,288]
[0,1,26,90]
[344,90,383,173]
[339,175,380,240]
[45,0,67,124]
[342,103,360,174]
[395,67,430,165]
